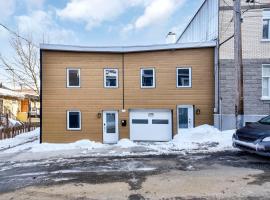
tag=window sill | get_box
[261,97,270,101]
[141,86,155,89]
[261,39,270,42]
[67,128,81,131]
[177,86,192,88]
[67,86,81,88]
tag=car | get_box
[233,115,270,157]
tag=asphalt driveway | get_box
[0,150,270,199]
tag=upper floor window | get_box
[141,68,155,88]
[177,67,192,88]
[67,68,80,87]
[262,64,270,98]
[263,10,270,40]
[67,110,81,130]
[104,69,118,88]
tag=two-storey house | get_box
[40,42,215,143]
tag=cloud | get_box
[57,0,130,30]
[58,0,185,32]
[135,0,185,29]
[0,0,16,21]
[16,10,77,44]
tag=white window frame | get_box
[261,64,270,100]
[104,68,118,88]
[67,68,80,88]
[67,110,81,131]
[176,67,192,88]
[140,68,155,88]
[262,10,270,41]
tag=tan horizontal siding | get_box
[42,48,214,143]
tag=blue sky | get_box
[0,0,204,86]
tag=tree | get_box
[0,34,40,96]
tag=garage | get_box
[129,109,172,141]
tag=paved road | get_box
[0,150,270,199]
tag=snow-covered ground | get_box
[0,128,39,151]
[0,125,235,158]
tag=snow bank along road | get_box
[0,151,270,199]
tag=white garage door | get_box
[130,109,172,141]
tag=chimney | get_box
[166,32,176,44]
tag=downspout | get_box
[122,53,125,111]
[39,49,42,143]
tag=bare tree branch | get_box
[0,33,40,96]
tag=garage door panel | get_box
[130,109,172,141]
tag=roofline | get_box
[40,41,216,53]
[176,0,208,43]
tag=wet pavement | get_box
[0,150,269,195]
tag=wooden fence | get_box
[0,122,40,140]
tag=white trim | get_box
[67,110,81,131]
[103,110,119,144]
[103,68,118,88]
[176,67,192,88]
[40,41,216,53]
[177,105,194,133]
[261,96,270,101]
[262,64,270,99]
[67,68,81,88]
[262,12,270,40]
[140,68,155,88]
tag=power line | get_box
[0,23,39,48]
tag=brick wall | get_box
[220,59,270,115]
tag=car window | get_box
[259,116,270,125]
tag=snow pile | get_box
[30,139,104,152]
[115,138,138,148]
[1,124,235,155]
[0,128,39,151]
[172,125,235,151]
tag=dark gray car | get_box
[233,115,270,156]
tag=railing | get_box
[0,122,40,140]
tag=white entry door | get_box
[103,111,119,144]
[177,105,194,133]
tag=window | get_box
[141,68,155,88]
[104,69,118,88]
[177,68,192,87]
[67,68,80,87]
[152,119,169,124]
[67,111,81,130]
[262,64,270,98]
[132,119,148,124]
[262,10,270,40]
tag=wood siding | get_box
[42,48,214,143]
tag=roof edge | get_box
[40,41,216,53]
[176,0,207,43]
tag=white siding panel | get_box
[177,0,219,43]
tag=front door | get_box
[103,111,119,144]
[177,105,194,133]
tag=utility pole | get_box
[234,0,244,129]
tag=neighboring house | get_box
[40,42,215,143]
[0,86,40,123]
[177,0,270,130]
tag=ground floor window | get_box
[262,64,270,98]
[67,111,81,130]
